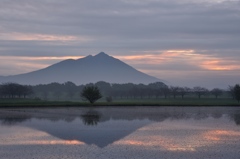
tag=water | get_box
[0,107,240,159]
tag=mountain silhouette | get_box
[0,52,161,85]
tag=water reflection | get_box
[1,107,239,126]
[232,113,240,125]
[1,116,30,125]
[0,107,240,149]
[114,122,240,153]
[81,110,101,126]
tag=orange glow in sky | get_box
[0,55,85,75]
[116,50,240,71]
[0,56,84,61]
[201,60,240,71]
[0,32,92,42]
[0,50,239,77]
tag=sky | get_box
[0,0,240,88]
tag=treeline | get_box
[0,83,33,98]
[1,81,238,101]
[31,81,167,100]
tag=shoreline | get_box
[0,98,239,107]
[0,103,239,108]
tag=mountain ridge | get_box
[0,52,162,85]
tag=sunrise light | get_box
[116,50,240,71]
[0,32,92,42]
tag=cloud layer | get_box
[0,0,240,88]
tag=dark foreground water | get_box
[0,107,240,159]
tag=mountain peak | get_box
[94,52,109,57]
[0,52,162,85]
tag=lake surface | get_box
[0,106,240,159]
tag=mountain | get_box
[0,52,161,85]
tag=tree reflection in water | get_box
[81,110,101,126]
[233,113,240,125]
[1,116,30,125]
[0,107,240,127]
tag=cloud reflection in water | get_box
[0,106,240,158]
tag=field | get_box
[0,97,239,107]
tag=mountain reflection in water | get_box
[0,107,240,148]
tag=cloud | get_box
[116,49,240,71]
[116,49,240,88]
[0,32,91,42]
[0,0,239,87]
[0,0,239,56]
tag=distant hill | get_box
[0,52,162,85]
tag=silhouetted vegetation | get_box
[179,87,191,99]
[1,81,240,106]
[1,116,30,125]
[170,86,180,99]
[233,84,240,103]
[228,85,235,99]
[193,87,209,99]
[0,83,33,98]
[81,86,102,104]
[211,88,223,99]
[1,107,240,127]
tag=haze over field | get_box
[0,0,240,88]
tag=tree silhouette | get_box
[228,85,235,99]
[64,81,77,99]
[95,81,111,96]
[193,87,208,99]
[161,86,170,99]
[81,86,102,104]
[170,86,180,98]
[178,87,190,99]
[211,88,223,99]
[20,80,236,101]
[233,84,240,103]
[0,83,33,98]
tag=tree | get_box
[193,87,209,99]
[169,86,180,98]
[228,85,235,99]
[53,91,62,100]
[179,87,191,99]
[41,91,49,100]
[95,81,112,96]
[81,86,102,104]
[161,86,170,99]
[233,84,240,103]
[64,81,77,99]
[148,82,166,98]
[211,88,223,99]
[0,83,33,98]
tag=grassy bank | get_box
[0,98,239,107]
